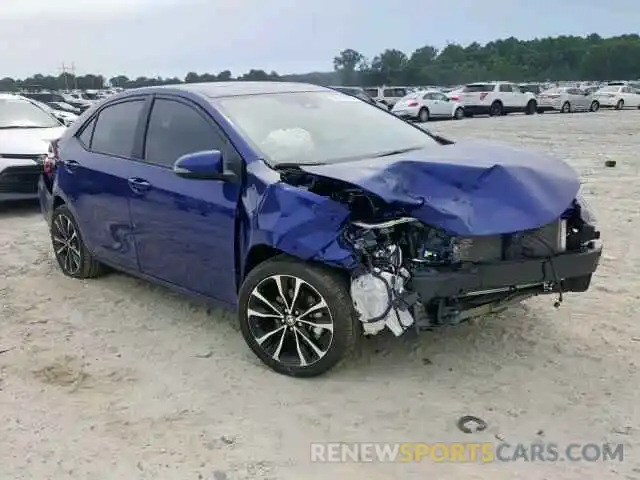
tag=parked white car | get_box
[0,94,66,201]
[23,97,79,126]
[391,89,465,122]
[458,82,538,116]
[593,85,640,109]
[537,87,600,113]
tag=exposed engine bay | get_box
[279,168,601,336]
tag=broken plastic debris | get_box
[350,272,414,336]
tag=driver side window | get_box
[144,99,224,168]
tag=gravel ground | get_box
[1,110,639,480]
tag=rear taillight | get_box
[407,100,419,107]
[479,92,489,100]
[450,96,459,101]
[43,140,60,176]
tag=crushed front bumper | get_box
[411,245,602,303]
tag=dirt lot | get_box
[1,110,639,479]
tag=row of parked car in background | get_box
[0,88,123,126]
[331,80,640,122]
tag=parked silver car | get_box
[537,87,600,113]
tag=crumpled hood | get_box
[300,140,580,236]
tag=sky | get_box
[0,0,637,79]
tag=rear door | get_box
[127,95,242,303]
[56,97,149,271]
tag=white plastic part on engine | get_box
[350,271,414,336]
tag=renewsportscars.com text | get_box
[310,442,625,463]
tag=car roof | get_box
[124,81,328,99]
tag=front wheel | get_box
[453,107,464,120]
[525,100,537,115]
[50,205,105,278]
[561,102,571,113]
[238,256,360,377]
[616,99,624,110]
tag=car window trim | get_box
[75,95,151,161]
[140,94,243,180]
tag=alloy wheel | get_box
[246,274,334,367]
[52,213,82,275]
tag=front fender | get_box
[240,165,358,276]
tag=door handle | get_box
[127,177,151,194]
[63,159,79,172]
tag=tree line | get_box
[1,33,638,92]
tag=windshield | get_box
[0,98,61,128]
[215,91,437,165]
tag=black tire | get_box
[590,101,599,112]
[525,100,537,115]
[237,256,360,377]
[453,107,464,120]
[489,101,503,117]
[418,107,429,122]
[616,99,624,110]
[50,205,105,278]
[561,102,570,113]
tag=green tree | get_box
[333,48,365,85]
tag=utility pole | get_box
[71,63,78,90]
[60,63,69,91]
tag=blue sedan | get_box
[38,81,602,377]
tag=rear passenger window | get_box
[144,99,223,168]
[77,118,96,148]
[499,84,513,92]
[91,100,145,157]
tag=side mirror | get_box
[173,150,236,181]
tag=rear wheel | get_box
[418,107,430,122]
[561,101,571,113]
[616,99,624,110]
[489,101,503,117]
[237,256,360,377]
[50,205,105,278]
[590,101,600,112]
[453,107,464,120]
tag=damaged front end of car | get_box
[268,142,602,337]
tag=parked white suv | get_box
[363,86,410,110]
[458,82,538,117]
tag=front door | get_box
[432,92,452,116]
[57,98,148,271]
[128,96,241,304]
